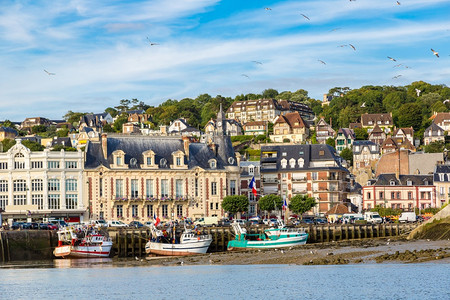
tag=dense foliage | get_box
[258,194,283,212]
[221,195,249,214]
[288,194,317,216]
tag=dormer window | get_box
[289,158,296,168]
[209,159,217,169]
[112,150,127,168]
[249,166,254,175]
[281,158,287,169]
[142,150,158,169]
[424,180,429,185]
[407,180,412,186]
[298,158,304,168]
[390,180,396,186]
[171,150,187,169]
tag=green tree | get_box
[354,127,368,140]
[105,107,119,118]
[63,111,86,125]
[1,139,15,152]
[397,103,422,130]
[31,125,47,134]
[113,114,129,132]
[56,128,69,137]
[102,124,115,133]
[288,194,317,218]
[22,140,44,151]
[340,148,353,165]
[258,194,283,213]
[221,195,249,215]
[262,88,278,99]
[0,120,16,129]
[424,141,444,153]
[326,137,335,149]
[51,144,76,151]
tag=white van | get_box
[399,212,416,223]
[108,220,129,228]
[364,212,383,224]
[194,216,219,227]
[342,213,364,224]
[90,219,108,228]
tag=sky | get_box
[1,0,449,121]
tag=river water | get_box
[0,259,448,299]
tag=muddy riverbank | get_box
[137,237,450,266]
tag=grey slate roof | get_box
[260,144,348,172]
[433,164,450,182]
[352,140,379,154]
[425,122,444,136]
[372,174,433,186]
[85,135,237,170]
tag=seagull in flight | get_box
[349,44,356,51]
[300,13,310,21]
[443,99,450,104]
[396,1,401,5]
[415,89,421,97]
[338,44,348,48]
[392,75,402,79]
[252,61,263,65]
[241,74,250,78]
[318,60,326,65]
[264,7,272,10]
[361,102,366,108]
[44,69,55,75]
[393,64,403,68]
[146,37,159,46]
[431,48,439,58]
[330,28,341,32]
[387,56,397,62]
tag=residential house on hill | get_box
[0,126,18,141]
[381,136,415,155]
[363,174,436,211]
[424,123,444,145]
[433,164,450,208]
[260,144,349,214]
[430,112,450,131]
[335,128,355,154]
[127,110,150,124]
[244,121,267,136]
[352,140,380,170]
[270,112,309,143]
[168,118,202,136]
[20,117,52,133]
[123,122,141,134]
[204,119,242,137]
[79,113,113,132]
[368,124,386,145]
[361,113,393,133]
[392,127,414,145]
[315,118,335,144]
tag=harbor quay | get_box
[0,223,417,261]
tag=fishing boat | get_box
[145,224,212,256]
[53,225,113,258]
[227,219,308,251]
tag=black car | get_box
[301,218,315,225]
[314,218,327,225]
[11,222,24,230]
[129,221,144,228]
[39,223,49,230]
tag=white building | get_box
[0,139,86,224]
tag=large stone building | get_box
[260,144,349,215]
[0,139,86,223]
[84,109,240,223]
[363,174,436,211]
[239,161,260,216]
[226,99,313,124]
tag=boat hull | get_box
[145,240,211,256]
[227,234,308,251]
[54,243,112,258]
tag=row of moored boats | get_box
[53,220,309,258]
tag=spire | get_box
[216,103,226,136]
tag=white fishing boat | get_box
[54,225,113,258]
[145,224,212,256]
[227,219,308,251]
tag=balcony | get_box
[292,176,307,182]
[262,178,278,184]
[261,156,278,163]
[292,188,308,194]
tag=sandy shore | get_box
[137,237,450,266]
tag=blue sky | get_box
[1,0,449,121]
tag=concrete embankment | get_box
[0,230,57,262]
[408,204,450,240]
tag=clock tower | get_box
[216,103,226,136]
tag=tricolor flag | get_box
[154,213,160,227]
[282,198,288,210]
[248,176,257,197]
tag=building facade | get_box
[424,123,445,145]
[239,161,260,216]
[270,112,309,143]
[0,139,86,223]
[335,128,355,154]
[260,144,349,215]
[315,118,335,144]
[363,174,436,210]
[361,113,393,133]
[433,164,450,208]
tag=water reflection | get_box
[53,258,113,268]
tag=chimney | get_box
[236,152,241,166]
[182,136,190,160]
[101,133,108,159]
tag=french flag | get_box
[154,213,160,226]
[248,176,257,197]
[282,198,288,210]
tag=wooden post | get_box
[116,232,120,257]
[124,230,128,257]
[138,230,142,257]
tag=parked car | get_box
[11,222,24,230]
[301,218,314,225]
[129,221,144,228]
[108,220,129,228]
[247,219,260,226]
[38,223,49,230]
[143,221,154,228]
[233,219,246,226]
[49,220,69,228]
[89,219,107,228]
[314,218,327,225]
[45,223,58,230]
[218,219,231,226]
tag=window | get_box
[391,192,395,199]
[31,179,43,192]
[65,161,77,169]
[367,192,371,200]
[48,179,60,192]
[407,180,412,186]
[408,192,413,200]
[195,178,199,197]
[176,157,181,166]
[13,194,26,205]
[146,157,153,165]
[396,192,400,199]
[210,202,214,210]
[66,194,77,209]
[132,205,138,217]
[0,195,8,210]
[281,159,287,169]
[117,205,123,218]
[13,179,27,192]
[0,162,7,169]
[211,182,217,196]
[249,193,255,202]
[177,205,183,217]
[162,204,168,217]
[230,180,236,195]
[0,180,8,192]
[390,180,396,186]
[15,161,25,169]
[289,158,296,168]
[379,192,384,199]
[116,157,122,166]
[161,179,169,197]
[209,160,216,169]
[131,179,139,198]
[116,179,124,198]
[440,187,445,195]
[48,194,60,209]
[147,205,153,217]
[249,166,254,175]
[65,179,77,192]
[216,203,219,210]
[297,158,304,168]
[146,179,154,197]
[48,161,60,169]
[31,161,42,169]
[32,194,43,209]
[175,179,183,197]
[311,172,317,180]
